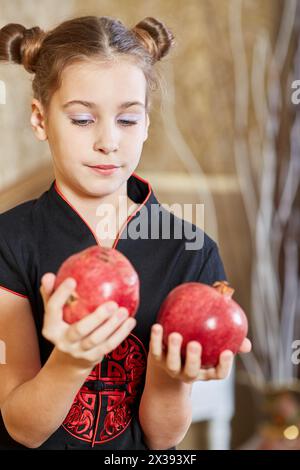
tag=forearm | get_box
[1,348,92,448]
[139,355,193,449]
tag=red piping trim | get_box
[54,173,152,249]
[113,172,152,249]
[0,285,28,298]
[54,181,99,244]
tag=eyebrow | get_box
[62,100,145,110]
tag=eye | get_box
[70,119,94,127]
[70,118,138,127]
[118,120,138,127]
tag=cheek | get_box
[49,120,72,146]
[122,142,143,167]
[123,128,146,151]
[58,125,90,154]
[50,127,82,167]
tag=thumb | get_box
[40,273,56,305]
[239,338,252,354]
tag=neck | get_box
[54,173,138,247]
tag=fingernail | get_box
[118,309,129,319]
[224,352,233,360]
[152,324,162,334]
[108,302,118,311]
[171,334,182,344]
[129,318,136,328]
[67,278,76,289]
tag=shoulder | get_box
[157,204,226,282]
[0,191,51,296]
[0,200,36,240]
[0,198,37,221]
[0,190,48,244]
[158,203,217,252]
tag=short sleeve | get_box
[0,230,28,298]
[197,241,227,285]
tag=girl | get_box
[0,15,251,450]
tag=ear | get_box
[143,112,150,143]
[30,98,48,141]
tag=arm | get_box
[0,274,136,448]
[139,324,252,450]
[2,344,93,448]
[139,353,192,449]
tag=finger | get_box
[166,333,182,376]
[40,273,56,304]
[65,301,119,343]
[47,277,77,322]
[80,307,130,351]
[183,342,201,381]
[149,324,163,360]
[215,350,234,379]
[99,316,137,356]
[239,338,252,353]
[199,367,218,381]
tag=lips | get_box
[89,164,120,170]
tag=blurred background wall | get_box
[1,0,299,450]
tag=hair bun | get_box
[132,17,175,63]
[0,23,45,73]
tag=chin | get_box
[82,176,125,197]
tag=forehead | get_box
[55,59,147,107]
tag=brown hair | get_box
[0,15,175,113]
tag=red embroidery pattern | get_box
[62,334,147,445]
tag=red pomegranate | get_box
[54,245,140,324]
[157,281,248,367]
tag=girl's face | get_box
[31,59,150,198]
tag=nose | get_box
[93,120,119,155]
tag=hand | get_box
[40,272,136,370]
[149,324,252,384]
